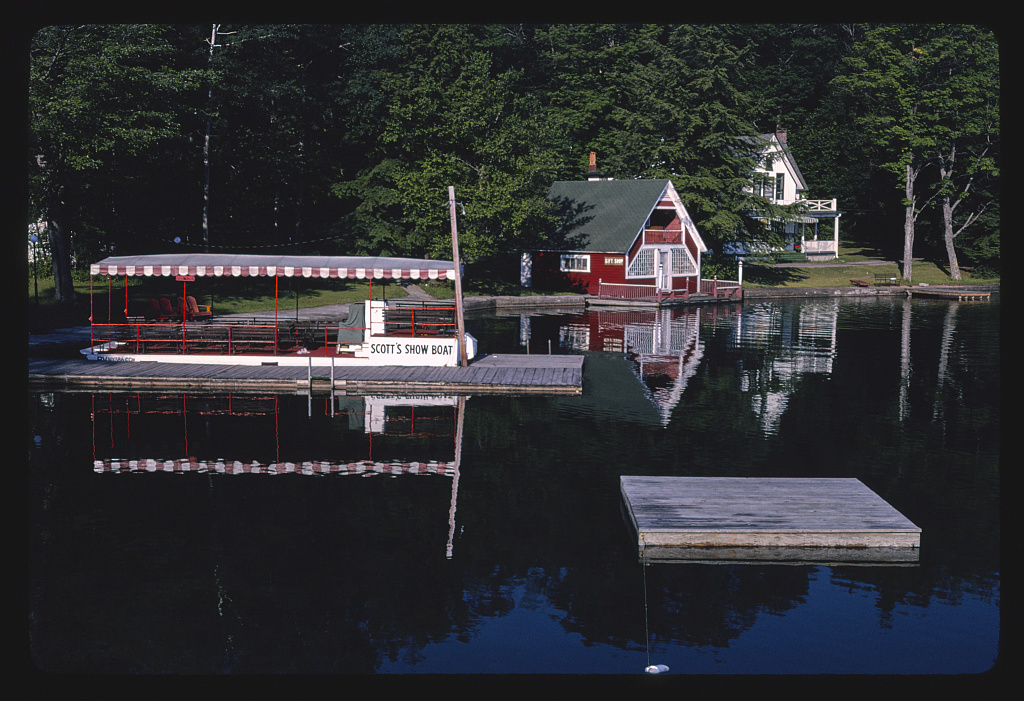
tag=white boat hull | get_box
[82,333,478,367]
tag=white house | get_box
[731,128,842,261]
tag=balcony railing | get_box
[801,239,838,254]
[804,199,837,212]
[644,228,683,244]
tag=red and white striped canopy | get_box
[90,254,456,280]
[94,457,455,476]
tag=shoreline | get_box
[27,283,999,352]
[460,282,999,310]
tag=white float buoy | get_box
[645,664,669,674]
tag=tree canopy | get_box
[27,23,1000,302]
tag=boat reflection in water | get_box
[89,392,467,558]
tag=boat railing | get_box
[382,301,457,337]
[88,310,455,357]
[89,320,369,356]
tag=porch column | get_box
[834,213,842,260]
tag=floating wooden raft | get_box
[620,476,921,564]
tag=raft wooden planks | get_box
[621,476,921,560]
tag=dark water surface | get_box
[28,296,1000,675]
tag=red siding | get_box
[531,251,638,294]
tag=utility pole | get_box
[448,186,468,367]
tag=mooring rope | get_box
[641,534,651,668]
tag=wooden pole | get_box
[449,186,468,367]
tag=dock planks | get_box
[907,288,990,301]
[621,476,921,564]
[28,353,583,395]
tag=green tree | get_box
[830,24,999,282]
[532,24,770,252]
[28,24,206,303]
[196,25,355,252]
[334,25,559,260]
[923,26,999,280]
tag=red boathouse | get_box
[522,156,709,302]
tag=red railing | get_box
[381,303,456,337]
[596,281,660,300]
[595,281,691,304]
[595,278,742,302]
[644,228,683,244]
[89,321,371,357]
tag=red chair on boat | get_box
[145,298,163,320]
[159,298,176,319]
[185,296,212,321]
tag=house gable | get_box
[748,132,807,204]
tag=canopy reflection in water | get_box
[88,392,467,559]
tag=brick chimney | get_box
[775,126,788,145]
[587,152,604,181]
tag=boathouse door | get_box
[657,250,672,291]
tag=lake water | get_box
[27,295,1000,675]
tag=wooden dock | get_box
[27,354,583,395]
[906,287,991,301]
[621,476,921,564]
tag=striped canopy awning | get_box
[90,254,456,280]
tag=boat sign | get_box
[368,339,459,365]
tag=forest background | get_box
[26,24,1000,304]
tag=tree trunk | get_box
[902,163,915,283]
[202,24,219,253]
[942,195,962,281]
[45,191,76,305]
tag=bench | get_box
[874,274,899,286]
[850,279,870,288]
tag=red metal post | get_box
[89,275,94,348]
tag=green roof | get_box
[545,179,670,253]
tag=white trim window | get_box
[560,253,590,273]
[627,248,655,278]
[671,248,697,276]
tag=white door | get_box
[658,250,672,291]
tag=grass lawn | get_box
[742,259,999,289]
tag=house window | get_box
[627,248,655,278]
[671,248,696,275]
[774,173,785,200]
[560,254,590,273]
